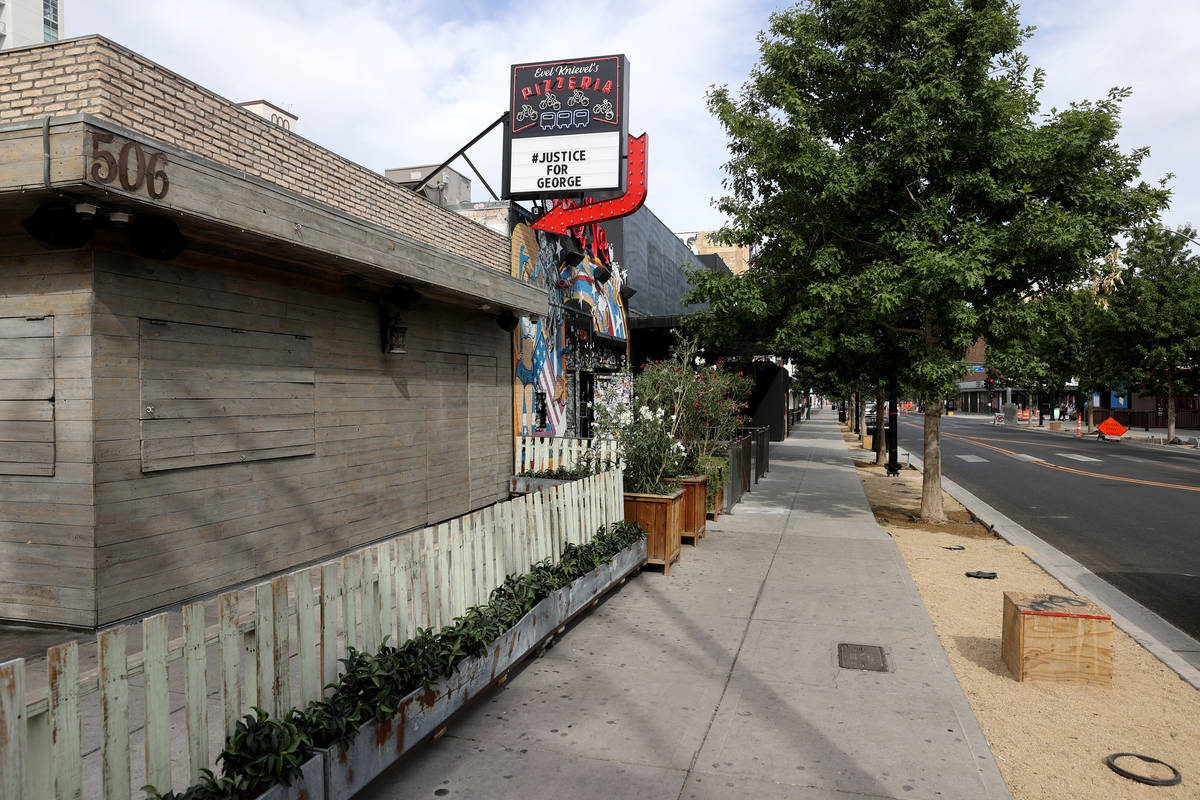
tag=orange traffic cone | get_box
[1076,418,1082,437]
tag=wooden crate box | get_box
[1001,592,1113,686]
[623,490,683,575]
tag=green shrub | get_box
[146,520,647,800]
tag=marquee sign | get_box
[503,54,630,199]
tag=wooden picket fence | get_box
[514,435,621,474]
[0,469,624,800]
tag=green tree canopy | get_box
[687,0,1167,520]
[1109,224,1200,439]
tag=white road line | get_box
[1008,453,1045,462]
[1114,455,1152,463]
[1058,453,1103,463]
[956,454,988,463]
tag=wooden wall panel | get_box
[0,316,55,475]
[137,319,315,472]
[92,242,514,625]
[0,240,95,627]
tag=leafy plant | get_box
[519,449,616,480]
[150,519,647,800]
[216,707,311,796]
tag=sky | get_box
[65,0,1200,237]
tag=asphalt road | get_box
[895,413,1200,641]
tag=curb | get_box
[902,447,1200,691]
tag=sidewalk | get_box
[359,417,1010,800]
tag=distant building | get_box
[675,229,752,275]
[386,164,472,209]
[236,99,298,134]
[0,0,62,49]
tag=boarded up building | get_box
[0,36,545,627]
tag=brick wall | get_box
[0,36,509,271]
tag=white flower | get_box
[694,356,705,366]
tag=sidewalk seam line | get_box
[674,448,804,800]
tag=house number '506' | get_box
[90,132,170,199]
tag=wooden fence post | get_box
[218,592,241,739]
[341,553,360,654]
[0,659,26,800]
[378,542,394,646]
[142,615,171,795]
[255,583,276,717]
[320,562,340,692]
[183,602,209,784]
[271,577,291,715]
[296,567,321,706]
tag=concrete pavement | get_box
[359,416,1010,800]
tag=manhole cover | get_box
[838,643,888,672]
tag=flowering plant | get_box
[597,338,752,495]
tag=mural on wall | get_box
[511,221,628,438]
[512,223,567,436]
[566,253,627,340]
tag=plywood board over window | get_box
[139,319,315,472]
[0,316,55,476]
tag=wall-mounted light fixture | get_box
[496,310,518,332]
[560,236,585,267]
[129,214,186,260]
[381,283,420,355]
[593,265,612,285]
[23,201,94,249]
[383,309,408,354]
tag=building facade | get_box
[0,0,62,50]
[0,36,543,627]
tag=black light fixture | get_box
[560,236,585,267]
[23,201,94,249]
[383,308,407,354]
[129,214,186,260]
[496,310,518,332]
[381,283,419,355]
[593,265,611,285]
[619,283,637,301]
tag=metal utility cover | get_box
[838,643,888,672]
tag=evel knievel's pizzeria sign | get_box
[503,54,630,199]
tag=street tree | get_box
[1109,224,1200,441]
[689,0,1166,521]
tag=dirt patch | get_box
[844,427,1199,799]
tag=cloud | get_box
[1022,0,1200,229]
[68,0,770,232]
[65,1,1199,235]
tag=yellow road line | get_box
[900,421,1200,492]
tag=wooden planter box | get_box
[318,540,647,799]
[671,475,708,545]
[624,489,683,575]
[254,753,324,800]
[1001,592,1113,686]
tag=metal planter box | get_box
[253,753,324,800]
[318,539,646,799]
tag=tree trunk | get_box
[1167,380,1176,442]
[1087,401,1094,432]
[857,392,866,437]
[920,405,947,523]
[874,384,886,465]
